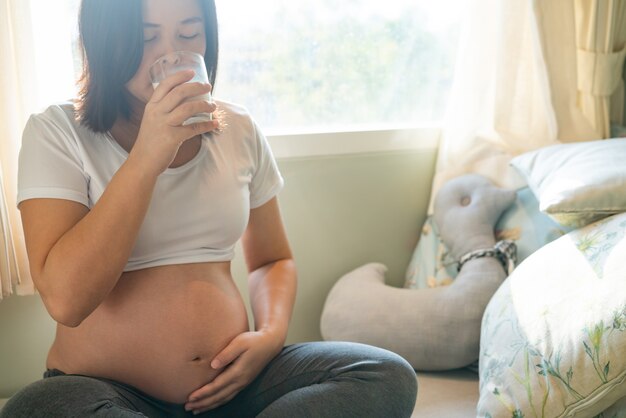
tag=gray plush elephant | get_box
[320,174,516,371]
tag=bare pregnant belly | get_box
[46,262,250,404]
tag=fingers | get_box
[186,381,241,414]
[210,340,247,370]
[186,366,243,413]
[160,82,213,113]
[150,69,196,103]
[184,334,254,413]
[168,99,216,127]
[180,120,219,142]
[211,332,251,369]
[187,348,244,402]
[187,373,223,403]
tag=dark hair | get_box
[75,0,219,133]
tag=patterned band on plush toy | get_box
[457,240,517,275]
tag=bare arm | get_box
[242,197,297,345]
[19,70,217,327]
[20,157,157,327]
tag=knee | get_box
[377,352,418,415]
[0,376,142,418]
[1,378,66,418]
[349,345,417,417]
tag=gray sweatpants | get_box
[1,341,417,418]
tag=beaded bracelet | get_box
[457,240,517,275]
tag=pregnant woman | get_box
[1,0,417,417]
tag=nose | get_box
[160,51,182,65]
[153,44,183,76]
[156,36,182,62]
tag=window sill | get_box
[267,125,441,160]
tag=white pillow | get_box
[478,212,626,417]
[510,138,626,228]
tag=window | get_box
[27,0,82,112]
[216,0,463,134]
[27,0,463,136]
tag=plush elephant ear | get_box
[433,174,516,260]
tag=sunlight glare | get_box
[29,0,77,110]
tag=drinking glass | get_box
[149,50,213,125]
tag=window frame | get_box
[267,125,441,160]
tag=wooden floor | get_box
[412,369,479,418]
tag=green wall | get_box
[0,147,437,399]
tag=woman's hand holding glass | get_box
[128,69,218,177]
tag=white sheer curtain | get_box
[0,0,38,298]
[430,0,624,207]
[0,0,79,298]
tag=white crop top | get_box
[17,100,284,271]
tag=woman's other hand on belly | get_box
[184,329,285,414]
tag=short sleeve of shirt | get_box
[249,120,284,209]
[17,109,90,208]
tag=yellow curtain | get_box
[575,0,626,138]
[622,63,626,126]
[0,0,38,298]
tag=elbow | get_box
[35,274,88,328]
[53,309,85,328]
[43,295,86,328]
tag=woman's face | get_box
[125,0,207,104]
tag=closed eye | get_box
[181,34,200,40]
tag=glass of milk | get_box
[148,50,213,125]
